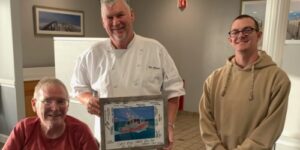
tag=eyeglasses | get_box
[228,27,258,38]
[37,98,69,107]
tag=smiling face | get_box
[228,17,262,54]
[101,0,135,48]
[32,84,69,129]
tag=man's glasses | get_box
[228,27,258,38]
[37,98,69,107]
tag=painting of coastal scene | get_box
[34,6,84,36]
[113,106,155,142]
[241,0,300,42]
[286,0,300,40]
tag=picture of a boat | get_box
[120,118,149,133]
[114,106,155,141]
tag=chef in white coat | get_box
[70,0,185,149]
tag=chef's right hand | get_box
[86,96,101,117]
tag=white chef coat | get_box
[70,34,185,142]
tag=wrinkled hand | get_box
[86,96,100,117]
[163,125,175,150]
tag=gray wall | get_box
[0,86,19,135]
[21,0,106,67]
[131,0,240,112]
[20,0,241,112]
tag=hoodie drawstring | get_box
[221,64,232,97]
[249,65,255,101]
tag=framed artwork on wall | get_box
[286,0,300,44]
[33,6,84,36]
[241,0,300,44]
[241,0,266,48]
[100,95,167,150]
[241,0,266,31]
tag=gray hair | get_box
[100,0,131,9]
[33,77,69,100]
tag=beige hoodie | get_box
[199,50,291,150]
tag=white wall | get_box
[54,37,106,133]
[278,43,300,149]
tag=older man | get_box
[3,77,98,150]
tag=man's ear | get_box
[228,37,233,44]
[130,9,135,22]
[31,98,37,113]
[257,31,263,39]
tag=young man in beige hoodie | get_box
[199,14,291,150]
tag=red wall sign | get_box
[178,0,187,11]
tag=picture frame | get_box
[241,0,266,48]
[100,95,167,150]
[33,6,84,36]
[241,0,266,31]
[286,0,300,43]
[241,0,300,44]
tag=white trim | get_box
[23,67,55,81]
[262,0,290,66]
[285,40,300,44]
[276,136,300,150]
[0,79,15,87]
[0,134,8,144]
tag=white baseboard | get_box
[276,136,300,150]
[0,134,8,144]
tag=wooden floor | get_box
[173,111,206,150]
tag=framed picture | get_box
[241,0,300,44]
[286,0,300,43]
[241,0,266,31]
[241,0,266,48]
[100,95,167,150]
[33,6,84,36]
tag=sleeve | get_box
[2,122,26,150]
[234,74,291,150]
[70,53,93,98]
[160,45,185,100]
[199,76,227,150]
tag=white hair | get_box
[100,0,131,9]
[33,77,69,100]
